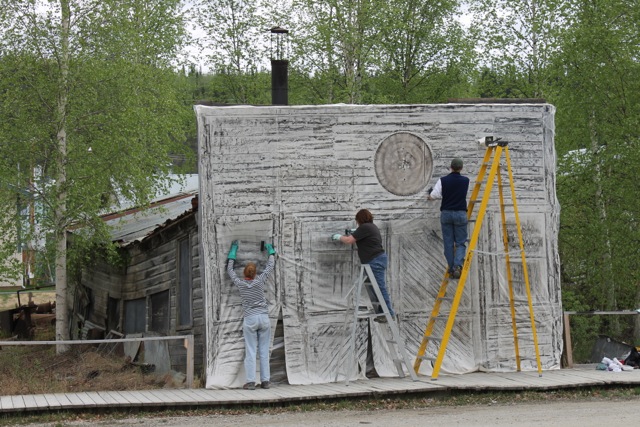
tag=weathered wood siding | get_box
[196,104,561,387]
[77,213,205,377]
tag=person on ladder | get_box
[332,209,395,322]
[427,158,470,279]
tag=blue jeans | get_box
[367,253,394,316]
[440,210,468,272]
[243,313,271,384]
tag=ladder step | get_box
[437,296,454,302]
[424,336,442,342]
[417,355,436,361]
[357,313,377,319]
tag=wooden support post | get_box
[184,335,194,388]
[563,312,573,368]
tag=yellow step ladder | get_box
[413,138,543,380]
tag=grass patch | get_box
[0,322,164,396]
[0,290,55,311]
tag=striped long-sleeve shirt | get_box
[227,255,275,318]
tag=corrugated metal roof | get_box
[105,193,197,246]
[110,174,199,212]
[97,175,200,247]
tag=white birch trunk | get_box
[55,0,71,353]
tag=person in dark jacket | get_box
[428,158,470,279]
[227,240,276,390]
[332,209,394,321]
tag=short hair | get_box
[355,209,373,225]
[450,158,463,171]
[244,263,257,280]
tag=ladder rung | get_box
[437,296,454,302]
[386,339,397,345]
[357,313,377,319]
[424,336,442,341]
[417,355,436,361]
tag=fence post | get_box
[563,312,573,368]
[184,335,194,388]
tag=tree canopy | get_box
[0,0,194,345]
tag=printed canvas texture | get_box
[195,104,562,389]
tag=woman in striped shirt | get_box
[227,240,276,390]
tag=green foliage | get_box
[0,0,194,340]
[553,0,640,307]
[469,0,568,99]
[286,0,472,104]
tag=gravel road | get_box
[27,398,640,427]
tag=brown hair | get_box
[244,263,257,280]
[355,209,373,225]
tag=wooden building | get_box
[70,178,205,378]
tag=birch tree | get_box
[290,0,384,103]
[552,0,640,342]
[195,0,273,103]
[0,0,192,349]
[373,0,472,103]
[469,0,566,98]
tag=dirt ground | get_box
[20,398,640,427]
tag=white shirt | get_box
[429,178,443,199]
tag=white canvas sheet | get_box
[196,104,563,389]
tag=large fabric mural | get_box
[195,104,562,389]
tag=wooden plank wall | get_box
[78,213,205,378]
[196,104,562,386]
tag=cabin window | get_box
[123,298,146,334]
[177,237,192,328]
[149,290,170,334]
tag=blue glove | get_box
[264,243,276,256]
[345,228,356,236]
[227,240,238,260]
[332,234,342,241]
